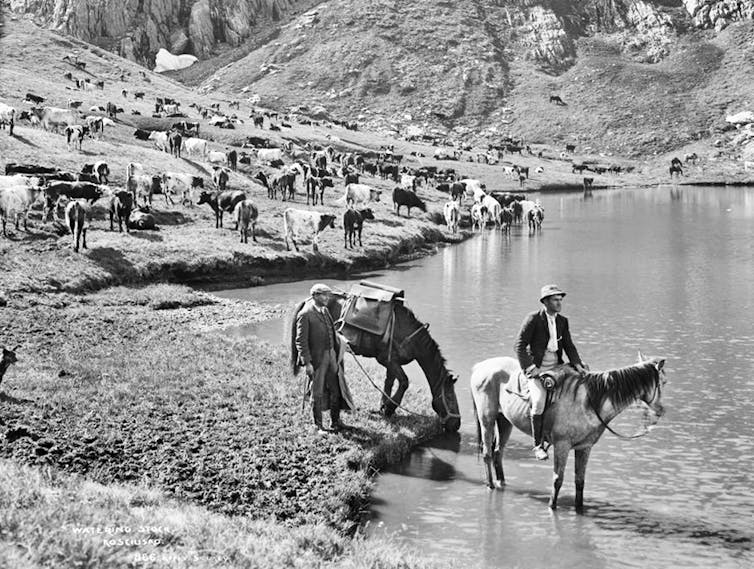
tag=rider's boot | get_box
[531,413,548,460]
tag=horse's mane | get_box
[574,361,660,411]
[395,303,454,386]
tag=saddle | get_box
[337,280,404,345]
[504,366,569,401]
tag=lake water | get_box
[214,186,754,568]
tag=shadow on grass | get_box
[128,231,163,242]
[86,246,135,278]
[378,219,404,228]
[11,134,38,147]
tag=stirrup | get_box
[533,445,549,461]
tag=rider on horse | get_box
[514,284,587,460]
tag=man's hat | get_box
[310,283,333,296]
[540,284,566,303]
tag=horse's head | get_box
[637,351,666,419]
[432,372,461,433]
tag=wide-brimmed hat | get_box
[540,284,566,303]
[310,283,333,296]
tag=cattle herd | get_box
[1,67,621,253]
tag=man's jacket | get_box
[295,299,339,368]
[514,309,582,370]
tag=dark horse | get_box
[470,352,666,510]
[290,292,462,432]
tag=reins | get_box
[588,370,661,439]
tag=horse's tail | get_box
[289,299,307,376]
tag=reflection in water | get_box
[217,186,754,569]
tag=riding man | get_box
[514,284,587,460]
[295,283,353,433]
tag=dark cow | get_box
[134,92,145,101]
[392,188,427,217]
[45,182,103,205]
[197,189,246,229]
[5,163,59,176]
[81,162,110,184]
[244,136,271,148]
[133,128,151,140]
[549,95,565,105]
[108,191,134,232]
[450,182,465,202]
[168,131,182,158]
[25,93,45,105]
[565,144,576,153]
[227,149,238,171]
[305,176,333,206]
[435,183,450,193]
[343,208,375,248]
[344,172,359,185]
[95,80,105,90]
[212,167,229,191]
[583,177,594,192]
[252,115,264,128]
[106,102,119,119]
[572,163,589,174]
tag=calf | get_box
[129,206,156,230]
[343,208,374,248]
[65,200,89,252]
[283,209,336,252]
[197,189,246,229]
[234,199,258,243]
[108,190,133,232]
[392,187,426,217]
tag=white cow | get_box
[256,148,284,163]
[33,107,76,132]
[283,208,337,252]
[162,173,204,206]
[148,131,169,152]
[126,163,156,205]
[182,137,208,158]
[519,199,542,220]
[470,202,487,231]
[0,175,42,190]
[443,200,460,234]
[337,184,382,208]
[401,173,416,190]
[207,151,227,165]
[481,195,502,228]
[0,185,45,236]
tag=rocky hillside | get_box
[5,0,754,156]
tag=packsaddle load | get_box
[337,280,404,345]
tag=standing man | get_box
[295,283,352,433]
[514,284,587,460]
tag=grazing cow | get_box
[67,99,83,110]
[212,167,230,191]
[392,187,426,217]
[305,176,333,206]
[134,92,145,101]
[65,125,88,150]
[133,128,152,140]
[25,93,45,105]
[565,144,576,153]
[283,208,336,252]
[549,95,565,105]
[108,191,133,232]
[583,177,594,191]
[208,151,227,165]
[343,208,374,248]
[65,200,89,252]
[32,107,76,132]
[470,203,488,231]
[129,206,156,230]
[572,163,589,174]
[339,184,381,208]
[227,149,238,171]
[684,152,699,164]
[197,190,246,229]
[257,148,284,163]
[234,200,258,243]
[168,131,182,158]
[670,157,683,168]
[181,137,208,159]
[148,131,169,152]
[443,200,460,233]
[0,185,45,235]
[162,173,204,206]
[528,205,544,230]
[481,195,502,228]
[0,103,16,136]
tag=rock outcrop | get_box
[6,0,316,65]
[683,0,754,30]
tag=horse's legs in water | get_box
[549,442,570,510]
[475,408,498,489]
[377,354,409,417]
[493,413,512,486]
[573,447,592,511]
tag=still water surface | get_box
[215,186,754,568]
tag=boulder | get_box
[725,111,754,125]
[153,48,198,73]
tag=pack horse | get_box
[290,281,461,432]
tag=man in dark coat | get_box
[295,283,352,432]
[514,284,587,460]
